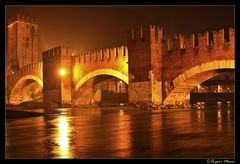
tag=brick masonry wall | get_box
[129,81,152,103]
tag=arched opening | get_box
[74,74,128,106]
[163,60,234,105]
[190,70,234,106]
[74,69,128,91]
[9,75,43,105]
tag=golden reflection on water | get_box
[119,109,125,116]
[55,115,73,158]
[151,114,163,153]
[217,109,222,132]
[226,109,232,131]
[197,110,205,124]
[227,109,231,121]
[115,114,132,157]
[6,106,234,158]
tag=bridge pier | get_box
[128,71,163,105]
[127,25,164,105]
[42,46,73,107]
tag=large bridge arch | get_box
[9,75,43,105]
[163,60,234,104]
[74,69,128,91]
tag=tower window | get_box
[27,24,29,28]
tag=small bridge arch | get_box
[163,60,234,104]
[74,68,129,91]
[9,75,43,105]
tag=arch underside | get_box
[75,69,128,91]
[9,75,43,105]
[163,60,234,104]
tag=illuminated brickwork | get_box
[6,15,235,105]
[42,46,73,105]
[128,26,234,105]
[72,45,128,91]
[7,13,39,75]
[7,62,42,104]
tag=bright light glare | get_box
[59,69,66,76]
[57,116,71,158]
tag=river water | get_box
[5,105,234,159]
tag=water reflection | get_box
[196,109,205,124]
[56,116,71,158]
[6,106,234,158]
[217,109,222,132]
[150,114,163,154]
[115,114,132,157]
[53,115,72,158]
[119,109,125,116]
[227,109,231,121]
[71,108,102,116]
[6,116,47,158]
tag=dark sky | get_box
[6,5,234,54]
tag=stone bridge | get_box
[7,62,43,104]
[128,25,234,105]
[7,25,234,106]
[162,28,234,104]
[7,45,128,105]
[72,45,128,92]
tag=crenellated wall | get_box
[6,18,235,106]
[7,13,39,72]
[127,25,164,104]
[8,13,38,26]
[7,62,43,105]
[128,26,234,105]
[7,62,42,92]
[163,28,234,82]
[72,45,128,90]
[128,24,163,82]
[161,28,234,104]
[73,46,127,63]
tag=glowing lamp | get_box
[59,69,66,76]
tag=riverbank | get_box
[5,104,194,119]
[6,110,43,119]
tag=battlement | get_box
[165,27,235,51]
[128,24,163,42]
[42,46,73,59]
[7,62,42,82]
[73,45,128,64]
[8,13,38,26]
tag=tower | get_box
[7,13,39,75]
[127,25,164,104]
[42,46,73,106]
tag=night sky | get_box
[6,5,234,54]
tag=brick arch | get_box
[163,60,234,105]
[9,75,43,105]
[74,69,129,91]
